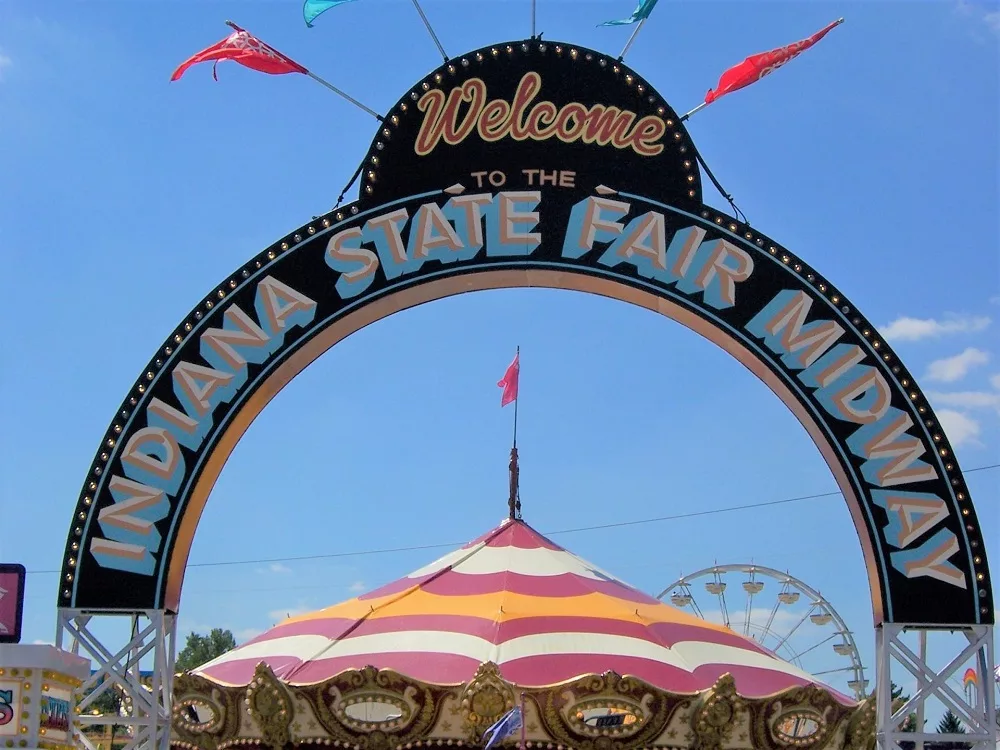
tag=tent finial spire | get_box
[508,446,521,520]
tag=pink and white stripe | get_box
[196,519,854,704]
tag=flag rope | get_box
[690,146,748,226]
[410,0,449,61]
[331,160,366,212]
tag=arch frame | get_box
[55,188,992,627]
[49,34,995,750]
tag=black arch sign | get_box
[59,40,992,626]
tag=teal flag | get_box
[304,0,358,27]
[599,0,659,26]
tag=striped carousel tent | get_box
[193,518,851,703]
[173,518,870,750]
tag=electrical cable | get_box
[24,463,998,575]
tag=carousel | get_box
[170,486,876,750]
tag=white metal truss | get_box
[875,624,997,750]
[56,609,176,750]
[47,610,997,750]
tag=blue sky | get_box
[1,0,997,705]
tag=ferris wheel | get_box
[657,564,868,701]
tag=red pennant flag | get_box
[171,24,308,82]
[497,352,520,407]
[704,18,843,105]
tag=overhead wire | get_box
[24,462,999,576]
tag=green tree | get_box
[81,680,126,748]
[175,628,237,672]
[934,710,970,750]
[85,684,119,716]
[891,683,906,703]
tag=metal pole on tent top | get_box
[499,347,521,521]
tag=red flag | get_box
[704,18,843,105]
[497,352,520,407]
[171,24,308,82]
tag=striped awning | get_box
[196,519,852,703]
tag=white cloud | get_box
[990,373,1000,390]
[0,50,11,80]
[348,581,366,593]
[32,639,53,646]
[269,562,291,574]
[927,390,1000,411]
[175,618,206,636]
[925,348,990,382]
[936,410,982,447]
[880,315,990,342]
[956,0,1000,35]
[235,628,263,643]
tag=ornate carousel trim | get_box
[171,663,874,750]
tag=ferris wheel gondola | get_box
[658,564,868,700]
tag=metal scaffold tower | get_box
[56,610,177,750]
[874,624,995,750]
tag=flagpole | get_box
[224,21,382,121]
[531,0,537,38]
[409,0,449,61]
[508,346,520,521]
[305,72,382,119]
[512,347,519,450]
[618,19,646,60]
[679,17,845,123]
[680,101,709,121]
